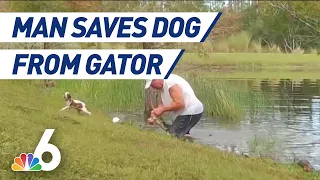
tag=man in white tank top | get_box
[145,74,204,139]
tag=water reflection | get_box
[196,78,320,170]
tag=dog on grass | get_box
[60,92,91,115]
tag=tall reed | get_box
[12,74,273,121]
[183,74,272,120]
[54,80,145,112]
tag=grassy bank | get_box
[0,80,318,180]
[179,53,320,71]
[186,71,320,80]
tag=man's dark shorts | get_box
[167,112,203,139]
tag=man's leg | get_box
[168,112,202,139]
[184,112,203,135]
[165,120,189,136]
[168,115,192,139]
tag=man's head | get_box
[145,79,163,90]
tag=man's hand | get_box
[148,113,159,124]
[148,117,155,124]
[151,106,166,117]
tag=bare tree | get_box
[268,1,320,34]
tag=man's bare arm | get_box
[162,84,185,112]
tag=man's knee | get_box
[168,123,184,139]
[168,120,186,139]
[168,124,178,135]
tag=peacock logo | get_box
[11,129,61,172]
[12,153,42,171]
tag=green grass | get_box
[183,31,319,55]
[248,134,284,162]
[181,74,274,121]
[187,71,320,80]
[8,74,291,123]
[46,75,271,121]
[55,80,144,113]
[0,80,319,180]
[11,78,255,121]
[188,76,244,120]
[179,53,320,70]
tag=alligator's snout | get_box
[297,160,313,172]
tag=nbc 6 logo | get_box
[12,129,61,171]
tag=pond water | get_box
[110,78,320,170]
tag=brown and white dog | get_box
[60,92,91,115]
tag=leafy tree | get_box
[242,1,320,52]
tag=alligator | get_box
[294,157,313,172]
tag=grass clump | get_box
[188,76,244,120]
[0,80,318,180]
[226,31,251,53]
[184,74,272,121]
[291,47,305,54]
[248,134,283,162]
[54,80,145,113]
[209,31,252,53]
[249,40,263,53]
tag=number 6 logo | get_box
[33,129,61,171]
